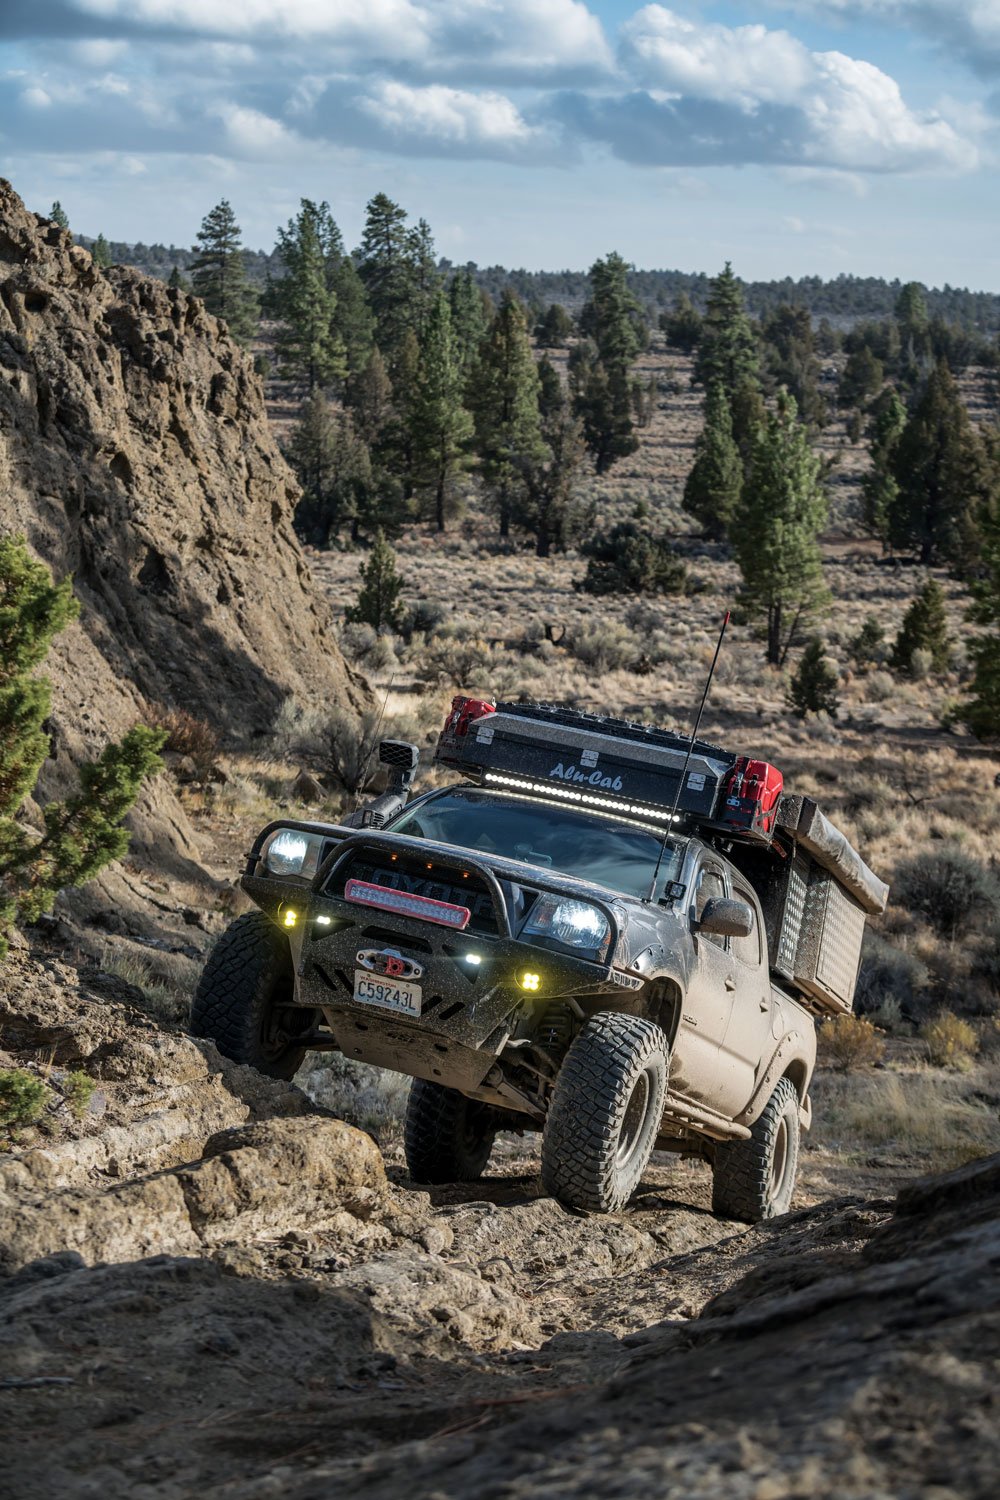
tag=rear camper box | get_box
[732,796,889,1016]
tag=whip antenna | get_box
[645,611,730,902]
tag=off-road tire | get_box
[712,1075,800,1222]
[190,911,312,1080]
[541,1012,668,1213]
[404,1080,497,1183]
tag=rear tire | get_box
[541,1012,668,1213]
[712,1075,800,1222]
[404,1080,497,1183]
[190,911,313,1080]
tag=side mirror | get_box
[697,896,754,939]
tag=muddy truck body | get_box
[192,700,888,1219]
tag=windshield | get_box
[389,788,685,900]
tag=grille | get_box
[328,851,501,936]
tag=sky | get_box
[1,1,999,286]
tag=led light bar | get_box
[482,771,677,825]
[344,878,471,930]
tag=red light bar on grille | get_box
[344,879,471,930]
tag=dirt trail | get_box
[2,949,996,1499]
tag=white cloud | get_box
[621,7,813,108]
[611,6,977,172]
[213,103,300,158]
[359,81,538,150]
[21,86,52,108]
[760,1,1000,74]
[73,0,611,78]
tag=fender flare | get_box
[736,1032,814,1130]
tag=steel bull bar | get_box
[242,829,622,1100]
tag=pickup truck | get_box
[191,713,830,1220]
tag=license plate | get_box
[352,970,422,1018]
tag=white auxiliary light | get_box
[464,953,482,965]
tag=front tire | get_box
[190,911,313,1080]
[712,1075,800,1222]
[541,1012,668,1213]
[404,1080,497,1183]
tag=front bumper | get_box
[242,866,619,1094]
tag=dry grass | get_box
[811,1059,1000,1171]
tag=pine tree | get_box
[92,234,112,269]
[357,193,418,371]
[345,530,404,631]
[965,501,1000,738]
[683,382,742,540]
[839,346,884,410]
[0,537,163,957]
[569,253,645,474]
[735,391,829,665]
[272,201,344,390]
[890,578,950,674]
[410,292,473,532]
[861,388,906,542]
[49,201,69,231]
[467,292,545,538]
[407,217,441,336]
[583,253,645,370]
[347,347,394,449]
[895,282,930,351]
[788,638,839,718]
[694,263,759,398]
[536,303,574,348]
[761,305,825,429]
[449,268,489,373]
[285,392,340,542]
[889,360,987,568]
[660,293,702,354]
[517,360,585,557]
[190,200,258,345]
[330,256,375,380]
[167,265,189,292]
[578,522,686,596]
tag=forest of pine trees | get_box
[51,192,1000,733]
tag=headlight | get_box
[262,828,326,879]
[522,896,611,958]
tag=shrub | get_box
[890,579,949,675]
[788,637,839,718]
[576,522,687,596]
[817,1014,886,1071]
[148,706,219,776]
[0,1068,47,1131]
[569,622,641,674]
[61,1069,97,1119]
[0,536,164,958]
[893,848,1000,939]
[921,1011,979,1069]
[849,616,884,667]
[339,621,398,673]
[854,937,928,1024]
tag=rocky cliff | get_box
[0,179,367,806]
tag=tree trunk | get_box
[436,470,446,533]
[767,602,782,666]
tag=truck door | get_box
[718,881,774,1112]
[671,859,737,1113]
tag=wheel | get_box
[404,1080,497,1183]
[712,1075,800,1223]
[540,1012,668,1213]
[190,911,314,1080]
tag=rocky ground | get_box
[1,941,998,1499]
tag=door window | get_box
[730,887,762,967]
[692,865,727,948]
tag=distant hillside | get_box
[75,234,1000,334]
